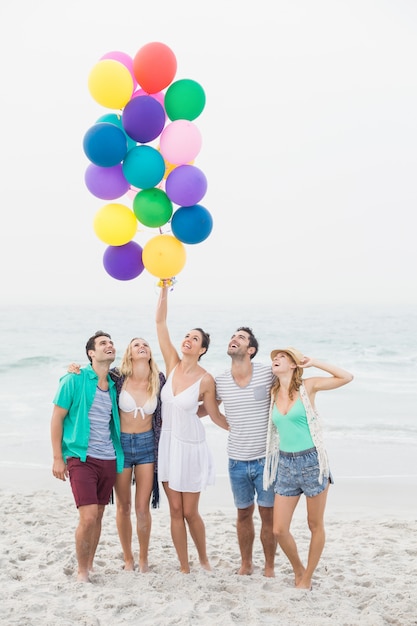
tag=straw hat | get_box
[270,347,304,365]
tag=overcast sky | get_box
[1,0,416,313]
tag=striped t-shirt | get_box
[86,387,116,460]
[215,362,274,461]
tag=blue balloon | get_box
[122,95,165,143]
[83,123,128,167]
[171,204,213,244]
[103,242,144,281]
[122,145,165,190]
[96,113,136,150]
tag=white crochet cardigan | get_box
[263,382,330,490]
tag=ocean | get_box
[1,302,416,489]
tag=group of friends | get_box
[50,285,353,587]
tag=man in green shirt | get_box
[51,330,123,583]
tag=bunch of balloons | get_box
[83,42,213,282]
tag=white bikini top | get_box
[119,389,157,419]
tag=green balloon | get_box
[164,79,206,121]
[133,188,173,228]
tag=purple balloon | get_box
[165,165,207,206]
[122,95,166,143]
[85,164,130,200]
[103,242,144,281]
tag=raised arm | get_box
[302,356,354,396]
[155,286,180,374]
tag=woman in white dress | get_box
[156,284,229,573]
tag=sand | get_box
[1,456,416,626]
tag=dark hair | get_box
[193,327,210,361]
[85,330,111,363]
[236,326,258,359]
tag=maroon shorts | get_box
[67,456,116,507]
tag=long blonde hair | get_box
[119,338,161,398]
[270,353,303,400]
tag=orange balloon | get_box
[142,234,186,278]
[133,42,177,94]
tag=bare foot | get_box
[263,565,275,578]
[200,560,211,572]
[295,575,312,590]
[180,565,190,574]
[77,571,91,583]
[294,566,306,587]
[237,564,254,575]
[123,559,135,572]
[139,561,149,573]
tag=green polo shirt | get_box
[53,364,124,472]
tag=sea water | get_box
[0,302,416,485]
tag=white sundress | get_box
[158,365,215,492]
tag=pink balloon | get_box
[100,51,138,89]
[132,88,165,106]
[159,120,202,165]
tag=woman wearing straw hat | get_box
[263,348,353,590]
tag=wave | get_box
[0,356,61,372]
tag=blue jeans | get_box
[229,457,275,509]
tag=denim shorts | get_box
[229,457,275,509]
[121,430,155,468]
[274,447,334,497]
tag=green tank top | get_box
[271,397,314,452]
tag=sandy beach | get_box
[1,437,417,626]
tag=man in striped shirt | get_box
[215,327,276,577]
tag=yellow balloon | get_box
[163,159,177,180]
[142,234,186,278]
[88,60,134,109]
[93,203,138,245]
[162,156,194,180]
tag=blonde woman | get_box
[263,347,353,590]
[112,338,165,572]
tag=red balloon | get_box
[133,42,177,94]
